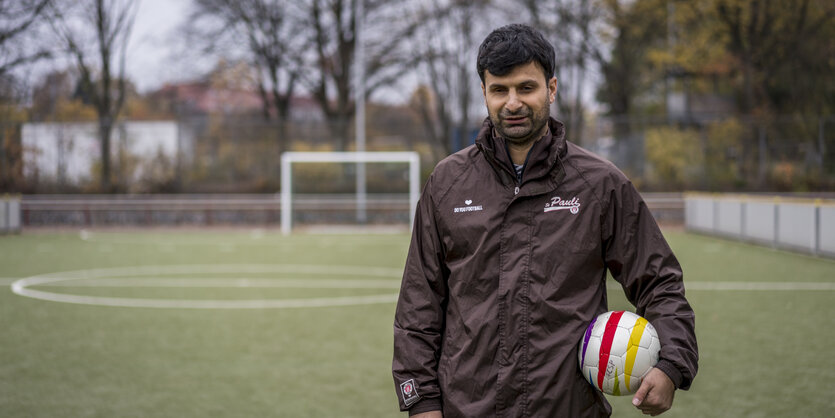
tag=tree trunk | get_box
[99,116,113,192]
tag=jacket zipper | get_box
[477,142,521,197]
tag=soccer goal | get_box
[280,151,421,235]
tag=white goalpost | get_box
[280,151,421,235]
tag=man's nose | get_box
[505,91,523,113]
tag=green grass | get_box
[1,229,834,417]
[606,232,835,417]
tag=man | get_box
[393,24,698,417]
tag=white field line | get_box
[602,281,835,291]
[10,264,403,310]
[9,263,834,310]
[29,278,835,291]
[684,281,835,291]
[12,264,403,279]
[12,286,398,309]
[37,277,401,289]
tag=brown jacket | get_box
[393,117,698,417]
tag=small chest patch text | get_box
[544,196,581,214]
[454,199,483,213]
[400,379,420,406]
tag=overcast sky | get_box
[127,0,194,93]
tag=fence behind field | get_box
[1,195,21,234]
[585,115,835,192]
[684,193,835,257]
[6,114,834,195]
[20,194,411,228]
[19,193,685,229]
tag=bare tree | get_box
[189,0,303,125]
[0,0,54,77]
[517,0,668,178]
[187,0,308,183]
[514,0,604,145]
[49,0,138,191]
[409,0,493,160]
[0,0,56,192]
[189,0,423,153]
[296,0,419,150]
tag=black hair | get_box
[477,24,556,84]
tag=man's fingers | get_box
[632,380,652,406]
[633,368,676,415]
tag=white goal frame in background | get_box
[280,152,421,235]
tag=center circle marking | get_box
[10,264,401,309]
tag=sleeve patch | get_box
[400,379,421,407]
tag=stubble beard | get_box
[491,98,551,147]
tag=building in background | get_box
[22,120,193,188]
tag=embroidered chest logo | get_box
[544,196,581,214]
[454,199,483,213]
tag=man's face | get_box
[481,61,557,146]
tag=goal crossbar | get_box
[280,151,421,234]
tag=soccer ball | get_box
[578,311,660,396]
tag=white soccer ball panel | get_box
[581,335,602,368]
[617,372,630,395]
[638,327,658,350]
[604,352,625,381]
[583,365,599,388]
[648,331,661,353]
[592,312,612,334]
[649,338,660,364]
[627,372,642,393]
[619,311,641,326]
[607,327,632,356]
[599,373,613,394]
[640,323,658,348]
[630,347,654,379]
[618,311,641,332]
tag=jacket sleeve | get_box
[602,179,698,390]
[392,174,448,414]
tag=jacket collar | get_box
[475,116,567,189]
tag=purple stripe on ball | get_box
[580,316,597,370]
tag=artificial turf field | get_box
[1,228,834,417]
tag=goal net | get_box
[280,152,421,234]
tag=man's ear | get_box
[481,82,486,99]
[548,77,558,103]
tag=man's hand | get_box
[411,411,442,418]
[632,367,675,416]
